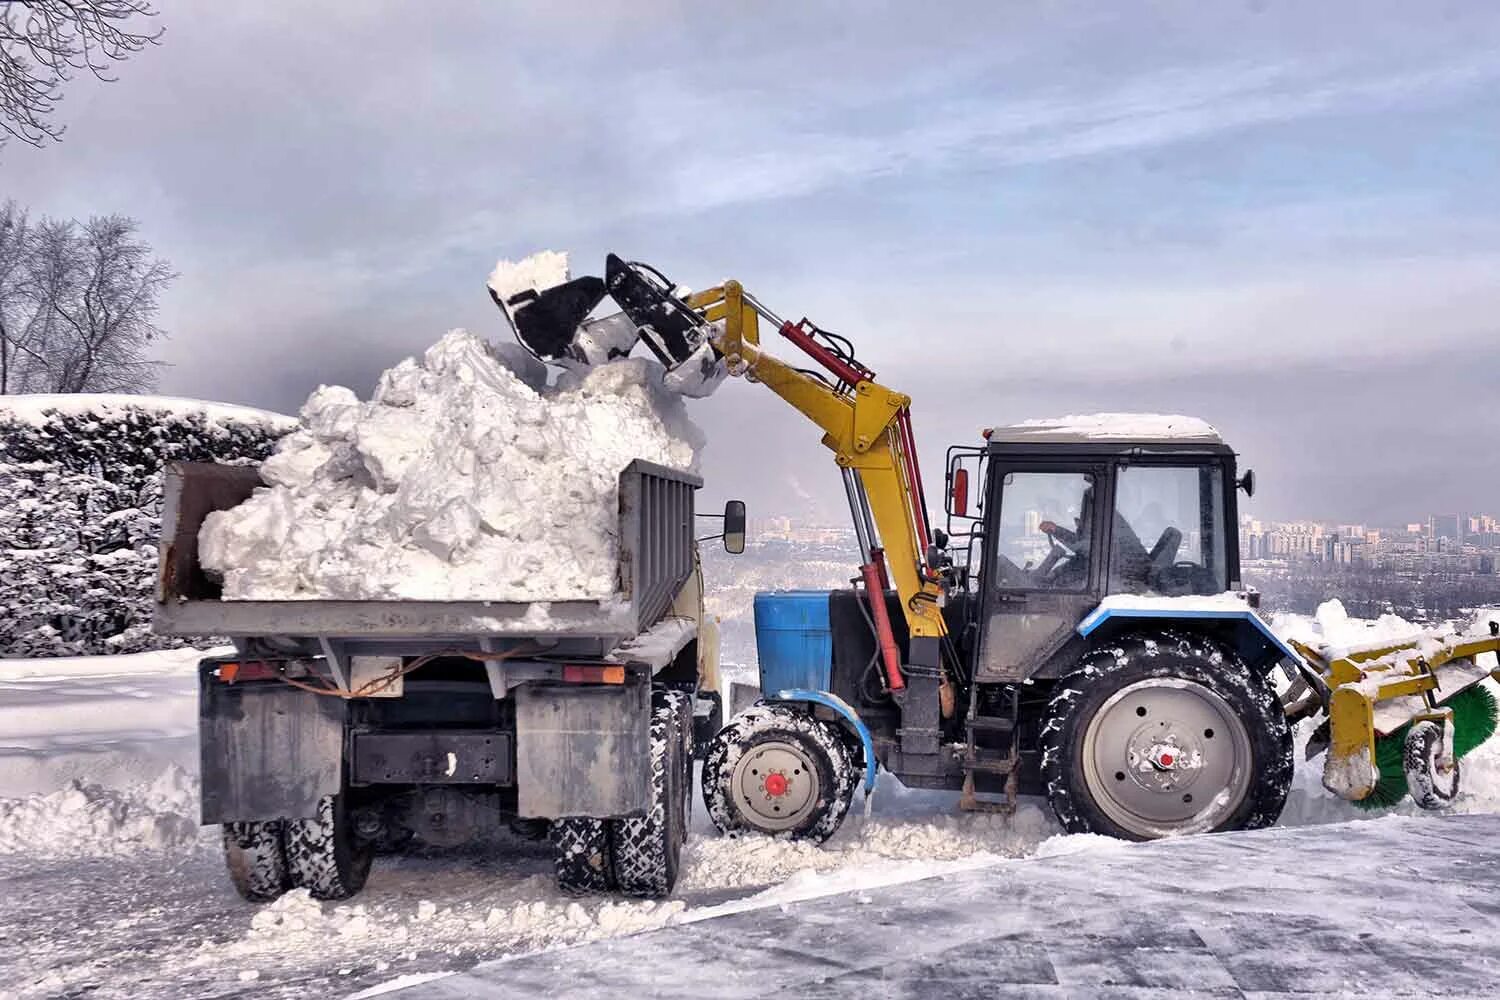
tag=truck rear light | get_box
[216,661,280,683]
[562,665,626,684]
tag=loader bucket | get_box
[490,275,608,363]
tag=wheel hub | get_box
[729,741,820,832]
[1082,678,1252,836]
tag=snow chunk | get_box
[487,250,570,306]
[988,413,1221,444]
[199,329,702,601]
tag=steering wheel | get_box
[1152,561,1217,597]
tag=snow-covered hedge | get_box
[0,396,293,657]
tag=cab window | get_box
[1110,465,1226,596]
[991,471,1094,591]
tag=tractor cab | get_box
[944,415,1251,684]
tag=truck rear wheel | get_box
[1040,633,1293,840]
[222,820,288,902]
[610,690,689,898]
[285,793,374,900]
[701,704,857,844]
[551,818,614,894]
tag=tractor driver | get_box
[1037,486,1152,588]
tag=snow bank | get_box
[0,392,295,431]
[0,767,198,857]
[199,329,702,601]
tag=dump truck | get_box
[154,459,740,901]
[502,253,1500,845]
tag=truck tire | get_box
[610,690,689,898]
[1040,632,1293,840]
[551,818,614,894]
[285,794,374,901]
[222,821,288,902]
[701,704,858,844]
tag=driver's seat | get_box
[1147,527,1183,575]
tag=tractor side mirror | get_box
[723,500,746,554]
[1237,469,1256,497]
[950,467,969,517]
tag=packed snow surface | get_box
[989,412,1222,443]
[0,392,295,431]
[198,329,702,601]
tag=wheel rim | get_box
[1081,678,1253,837]
[730,739,820,832]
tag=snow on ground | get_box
[0,649,1065,999]
[198,329,702,602]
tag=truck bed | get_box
[154,460,701,649]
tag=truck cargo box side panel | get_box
[514,682,649,819]
[200,674,344,824]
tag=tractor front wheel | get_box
[702,705,858,844]
[1040,633,1293,840]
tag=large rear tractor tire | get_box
[1040,632,1293,840]
[222,820,288,902]
[551,818,614,894]
[701,704,858,844]
[609,690,690,898]
[285,793,374,901]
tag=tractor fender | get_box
[1075,601,1305,674]
[764,688,879,793]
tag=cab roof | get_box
[984,412,1224,447]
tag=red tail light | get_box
[562,665,626,684]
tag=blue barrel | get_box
[753,590,833,693]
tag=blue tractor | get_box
[702,417,1302,843]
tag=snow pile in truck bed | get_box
[198,329,701,601]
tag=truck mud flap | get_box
[514,681,649,820]
[200,674,344,825]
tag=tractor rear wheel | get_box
[701,704,858,844]
[1040,633,1293,840]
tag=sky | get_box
[5,1,1500,527]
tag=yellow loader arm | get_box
[683,279,949,694]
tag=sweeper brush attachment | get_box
[491,253,727,397]
[1293,624,1500,810]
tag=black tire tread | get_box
[1039,630,1294,839]
[222,821,288,902]
[284,794,374,901]
[610,690,689,898]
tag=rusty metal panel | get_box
[199,675,344,824]
[513,681,649,819]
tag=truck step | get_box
[966,715,1014,734]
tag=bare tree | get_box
[0,1,162,148]
[0,206,175,395]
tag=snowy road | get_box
[4,648,1500,998]
[406,813,1500,999]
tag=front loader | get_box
[496,254,1500,845]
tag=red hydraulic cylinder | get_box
[862,561,906,692]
